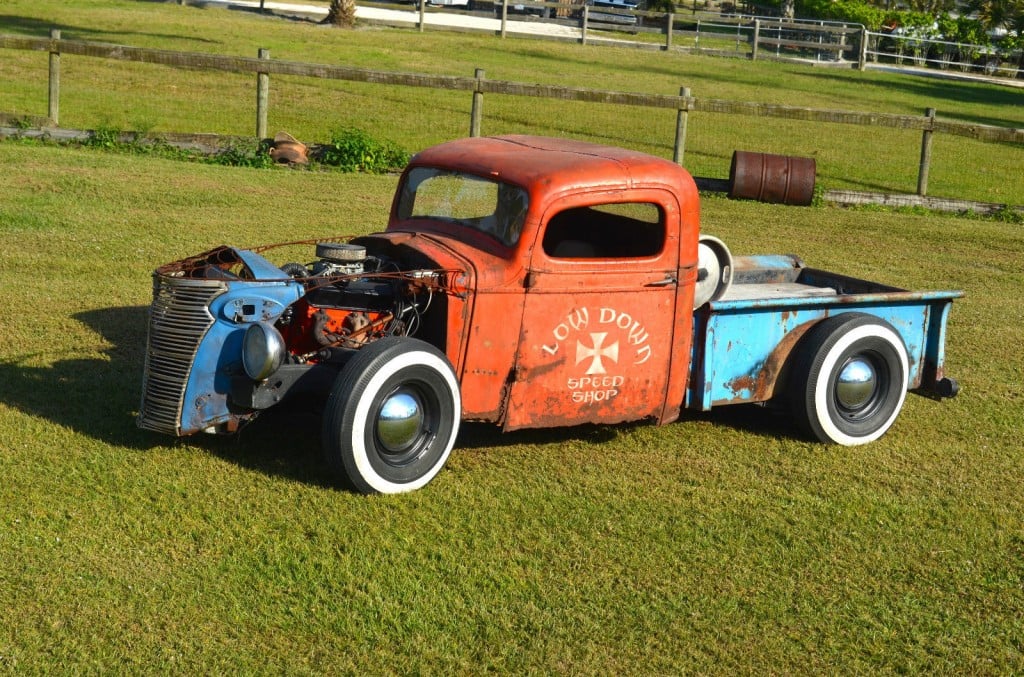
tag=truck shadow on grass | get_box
[0,305,800,490]
[229,405,800,490]
[678,405,799,442]
[0,306,157,449]
[451,407,800,457]
[0,305,338,486]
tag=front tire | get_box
[788,313,909,445]
[322,337,461,494]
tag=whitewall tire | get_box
[789,313,909,446]
[322,338,461,494]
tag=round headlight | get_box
[242,322,285,381]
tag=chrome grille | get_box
[137,275,227,435]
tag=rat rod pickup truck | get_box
[138,135,961,493]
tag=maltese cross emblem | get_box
[576,332,619,375]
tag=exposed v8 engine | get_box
[138,238,462,439]
[275,242,438,359]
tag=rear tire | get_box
[788,313,909,445]
[322,338,460,494]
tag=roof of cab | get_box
[406,135,694,199]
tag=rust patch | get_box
[515,357,566,381]
[726,374,758,398]
[722,319,820,404]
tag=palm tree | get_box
[324,0,357,27]
[968,0,1024,32]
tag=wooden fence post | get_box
[418,0,426,33]
[665,12,673,51]
[470,68,484,137]
[48,29,61,126]
[256,48,269,140]
[581,6,589,45]
[858,26,868,70]
[499,0,508,38]
[674,86,691,166]
[918,107,936,196]
[751,19,760,61]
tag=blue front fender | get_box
[179,250,305,434]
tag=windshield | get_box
[396,167,529,248]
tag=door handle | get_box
[646,275,676,287]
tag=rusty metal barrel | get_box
[728,151,816,206]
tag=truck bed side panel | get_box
[687,266,961,410]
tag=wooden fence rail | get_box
[393,0,863,65]
[2,32,1023,196]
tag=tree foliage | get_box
[794,0,888,29]
[788,0,1022,38]
[936,13,988,43]
[968,0,1024,32]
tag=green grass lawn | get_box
[1,0,1023,203]
[1,139,1021,674]
[1,1,1023,672]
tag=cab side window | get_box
[542,202,665,259]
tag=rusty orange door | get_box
[503,198,680,430]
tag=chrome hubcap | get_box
[836,357,876,411]
[376,389,425,454]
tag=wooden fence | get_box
[485,1,865,66]
[365,0,1021,79]
[349,0,862,67]
[1,32,1022,198]
[269,0,1024,80]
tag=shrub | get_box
[82,125,122,150]
[318,127,410,173]
[209,139,274,168]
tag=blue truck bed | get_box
[687,254,962,411]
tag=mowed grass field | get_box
[2,0,1023,203]
[2,1,1023,672]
